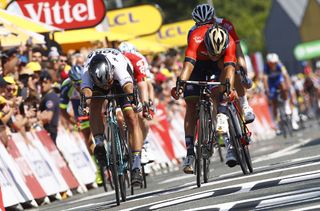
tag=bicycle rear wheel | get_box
[228,112,248,175]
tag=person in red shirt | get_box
[172,24,238,173]
[118,42,155,165]
[188,4,255,124]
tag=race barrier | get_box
[0,93,276,209]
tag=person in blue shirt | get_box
[263,53,291,123]
[60,65,92,150]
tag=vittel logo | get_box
[6,0,106,30]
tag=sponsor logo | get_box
[193,36,203,43]
[6,0,106,30]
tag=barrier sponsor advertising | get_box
[6,0,106,30]
[56,127,96,186]
[138,19,194,48]
[107,4,163,37]
[36,130,79,190]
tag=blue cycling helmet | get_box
[69,65,83,82]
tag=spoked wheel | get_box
[119,175,126,202]
[110,140,120,205]
[119,135,130,202]
[203,158,210,183]
[243,145,253,173]
[196,142,202,188]
[228,115,248,175]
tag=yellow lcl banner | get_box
[107,4,163,37]
[142,19,194,48]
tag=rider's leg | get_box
[90,98,106,166]
[123,108,143,170]
[235,74,255,123]
[123,108,144,185]
[217,70,237,167]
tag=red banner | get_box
[7,138,46,199]
[36,130,79,189]
[150,103,176,161]
[6,0,106,30]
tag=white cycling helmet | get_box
[204,25,229,56]
[118,42,137,53]
[192,4,215,24]
[88,54,114,89]
[266,53,279,63]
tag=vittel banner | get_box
[6,0,106,30]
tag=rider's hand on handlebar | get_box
[221,89,238,103]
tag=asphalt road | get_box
[36,121,320,211]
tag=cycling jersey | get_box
[185,24,237,65]
[60,78,90,129]
[81,48,133,90]
[60,78,81,117]
[123,51,147,83]
[188,17,240,44]
[264,63,285,99]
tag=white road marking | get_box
[185,187,320,211]
[291,204,320,211]
[66,191,115,204]
[158,174,194,184]
[185,161,320,187]
[123,170,320,211]
[252,138,311,163]
[63,202,105,211]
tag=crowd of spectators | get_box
[0,38,187,149]
[1,37,320,149]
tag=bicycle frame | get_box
[106,100,127,175]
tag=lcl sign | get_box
[6,0,106,30]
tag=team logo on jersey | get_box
[193,36,203,43]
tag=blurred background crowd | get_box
[0,0,320,155]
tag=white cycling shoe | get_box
[242,105,255,124]
[182,155,195,174]
[141,141,155,164]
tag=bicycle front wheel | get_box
[228,112,248,175]
[109,126,120,205]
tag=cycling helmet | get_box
[88,54,114,89]
[204,25,229,56]
[118,42,137,53]
[266,53,279,63]
[69,65,83,82]
[192,4,215,24]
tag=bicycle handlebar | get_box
[83,92,134,100]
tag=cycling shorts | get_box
[184,60,221,99]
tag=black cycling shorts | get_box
[184,60,221,99]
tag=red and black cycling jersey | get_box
[123,51,147,83]
[185,24,237,66]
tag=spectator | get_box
[38,71,60,143]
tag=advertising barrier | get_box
[36,130,79,190]
[56,127,96,188]
[1,92,276,209]
[0,141,34,207]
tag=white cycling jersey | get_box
[81,48,133,90]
